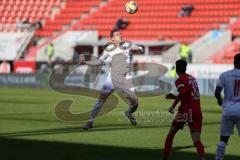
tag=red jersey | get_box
[172,74,201,113]
[171,74,203,132]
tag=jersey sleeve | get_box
[131,44,144,54]
[175,78,186,92]
[172,77,188,108]
[86,49,109,66]
[217,73,225,88]
[99,43,116,62]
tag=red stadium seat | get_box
[70,0,240,43]
[35,0,102,37]
[1,0,240,45]
[209,40,240,64]
[0,0,63,35]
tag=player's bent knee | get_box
[220,136,230,144]
[129,102,138,111]
[132,100,138,109]
[128,97,138,108]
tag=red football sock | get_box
[194,140,205,158]
[163,133,175,159]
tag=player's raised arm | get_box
[85,47,111,66]
[165,93,177,100]
[85,58,103,66]
[121,41,143,54]
[131,44,144,54]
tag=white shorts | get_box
[102,73,136,94]
[220,115,240,136]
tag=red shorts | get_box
[172,108,202,132]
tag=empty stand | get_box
[208,17,240,63]
[1,0,240,62]
[209,41,240,63]
[73,0,240,43]
[35,0,101,37]
[231,19,240,37]
[1,0,240,43]
[0,0,61,32]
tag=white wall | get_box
[0,32,31,60]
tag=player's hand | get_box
[217,98,222,106]
[168,106,175,114]
[165,93,176,100]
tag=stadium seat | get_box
[0,0,61,32]
[1,0,240,61]
[72,0,240,43]
[209,41,240,64]
[35,0,101,37]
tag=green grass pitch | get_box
[0,87,239,160]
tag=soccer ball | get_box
[125,1,138,14]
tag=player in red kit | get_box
[162,59,205,160]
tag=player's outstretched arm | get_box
[165,93,177,100]
[131,45,144,54]
[215,86,223,106]
[84,48,110,66]
[168,105,175,114]
[168,85,187,113]
[165,93,177,114]
[85,59,103,66]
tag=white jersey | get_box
[99,42,142,90]
[217,68,240,116]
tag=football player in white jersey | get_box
[215,53,240,160]
[82,29,143,129]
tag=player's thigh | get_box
[123,79,137,98]
[122,89,138,106]
[189,113,202,133]
[99,86,114,101]
[220,115,235,136]
[115,80,138,106]
[233,116,240,136]
[189,121,202,133]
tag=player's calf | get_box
[125,103,138,125]
[194,140,205,160]
[125,110,137,126]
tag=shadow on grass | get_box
[0,137,239,160]
[0,119,221,138]
[0,98,51,105]
[0,124,166,138]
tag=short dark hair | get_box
[234,53,240,68]
[176,59,187,73]
[110,28,119,38]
